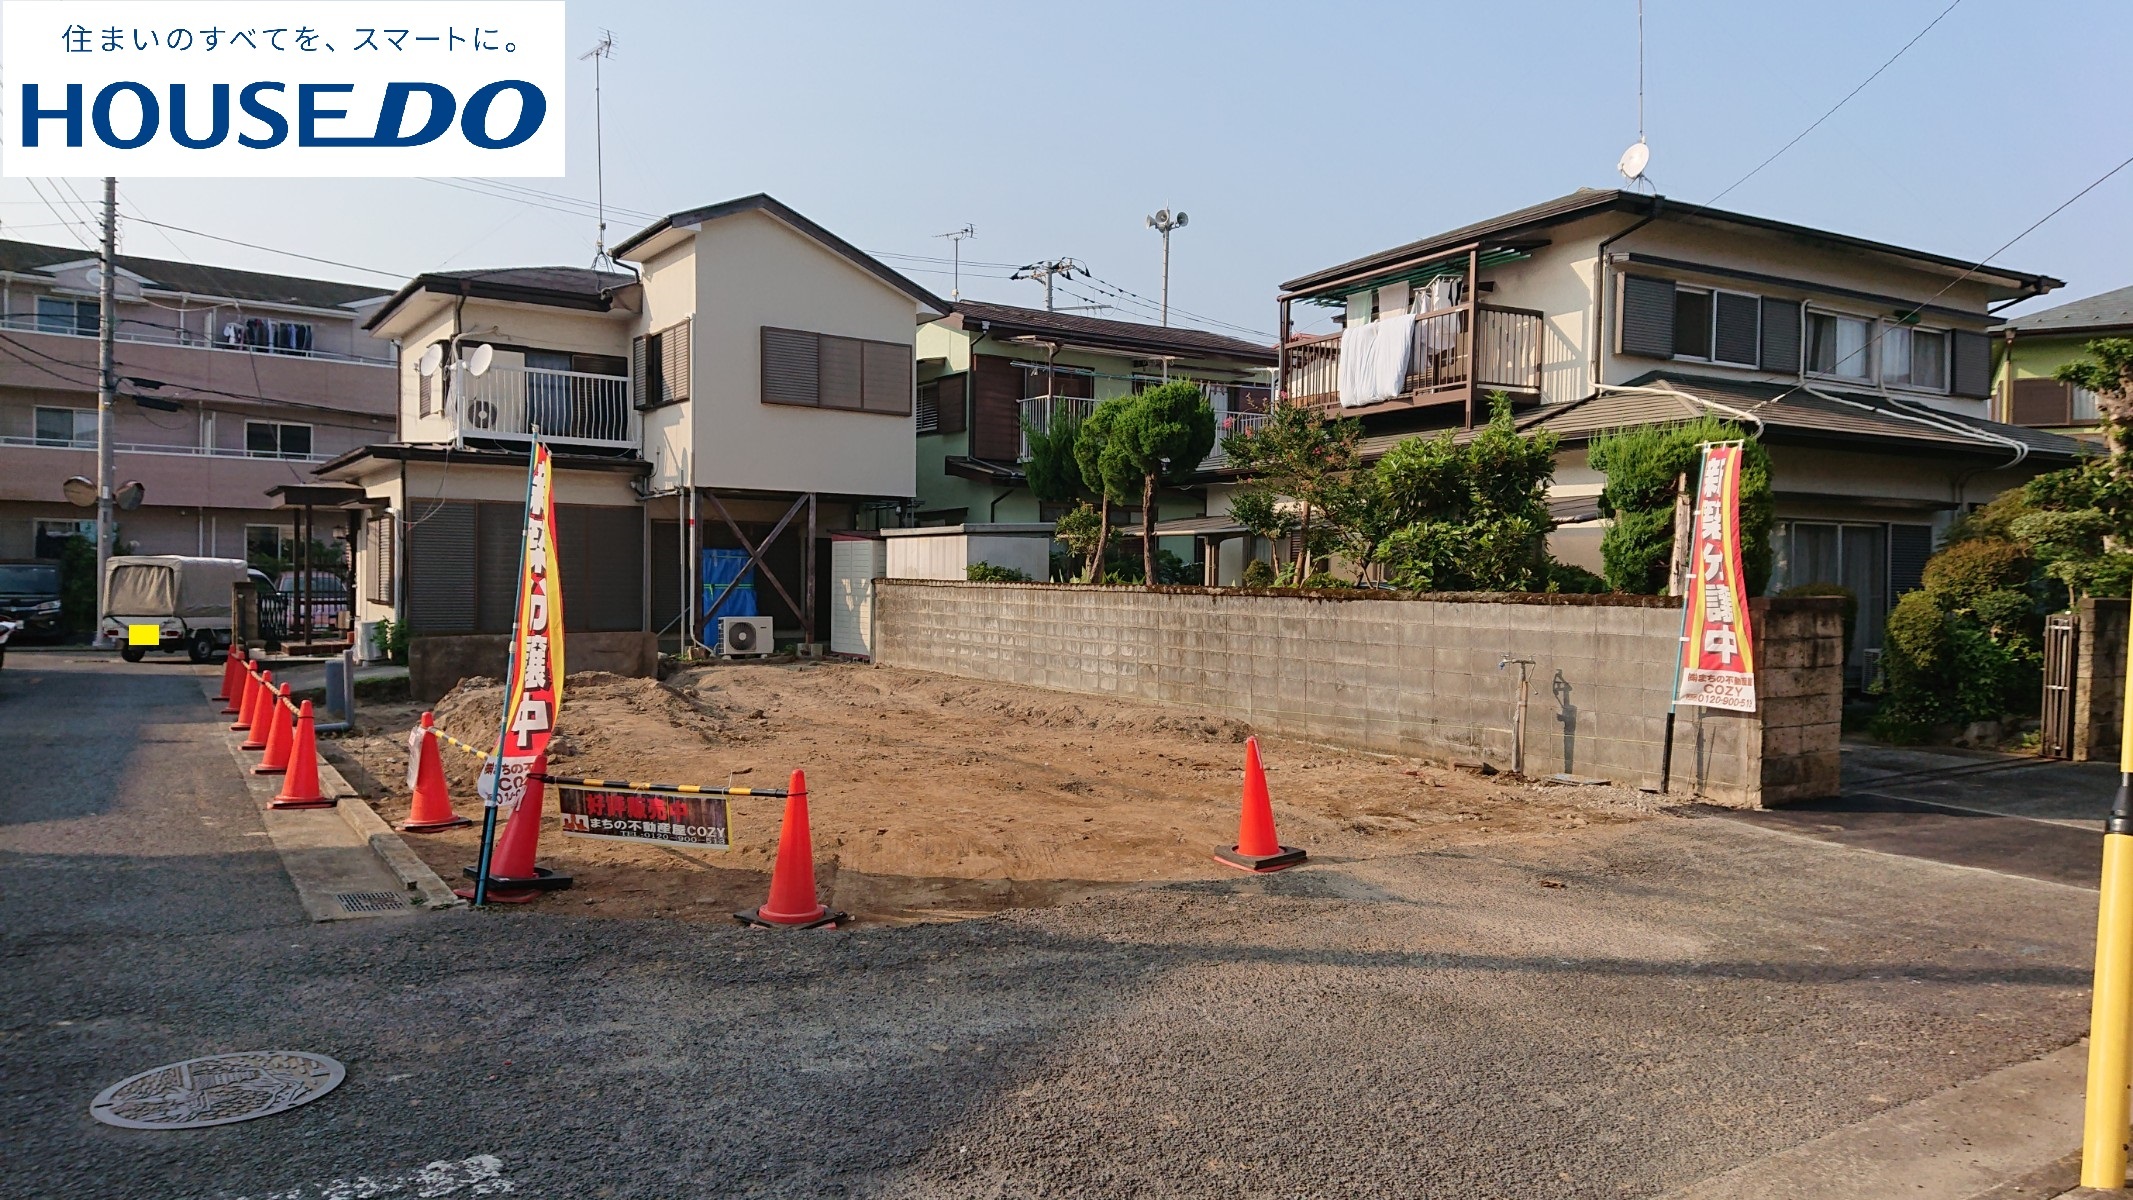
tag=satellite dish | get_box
[416,343,444,378]
[465,343,495,377]
[1617,140,1651,183]
[115,480,144,511]
[61,475,95,507]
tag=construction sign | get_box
[556,785,731,849]
[1675,442,1758,713]
[481,441,567,811]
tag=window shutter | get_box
[1758,298,1802,373]
[369,517,395,606]
[2010,378,2073,427]
[631,335,650,408]
[475,501,523,634]
[818,335,865,409]
[1713,293,1760,366]
[1951,331,1992,398]
[916,382,940,434]
[417,369,434,418]
[659,319,690,405]
[1618,275,1676,358]
[860,340,912,415]
[557,505,645,633]
[404,501,475,634]
[937,373,968,434]
[761,327,820,406]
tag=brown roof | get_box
[362,266,636,330]
[948,300,1276,365]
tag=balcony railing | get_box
[1283,303,1544,414]
[1203,410,1267,471]
[0,312,392,367]
[1016,394,1097,461]
[0,433,332,462]
[455,365,637,450]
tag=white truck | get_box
[99,556,270,663]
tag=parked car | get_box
[274,569,352,632]
[0,559,63,642]
[100,556,272,663]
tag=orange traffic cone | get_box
[400,712,472,832]
[240,671,276,749]
[271,701,334,809]
[456,751,573,903]
[1213,737,1306,873]
[230,662,261,730]
[254,684,295,774]
[215,644,242,705]
[735,770,845,929]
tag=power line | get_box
[119,216,408,280]
[1704,0,1963,208]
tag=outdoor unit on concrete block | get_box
[718,615,774,659]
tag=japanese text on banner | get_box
[1676,442,1758,713]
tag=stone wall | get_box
[408,631,660,703]
[874,582,1843,808]
[2074,597,2128,764]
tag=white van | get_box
[99,556,270,663]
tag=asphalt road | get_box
[0,652,2103,1198]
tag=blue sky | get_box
[5,0,2127,340]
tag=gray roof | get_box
[362,265,636,330]
[948,300,1276,364]
[0,237,389,310]
[1995,283,2133,335]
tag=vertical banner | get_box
[483,441,566,809]
[1675,442,1758,712]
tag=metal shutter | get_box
[368,517,395,606]
[1889,524,1933,597]
[761,327,819,406]
[936,373,968,434]
[649,519,681,638]
[1759,298,1802,373]
[475,501,523,634]
[417,369,434,418]
[818,335,865,410]
[1618,275,1676,358]
[582,506,643,632]
[1951,330,1993,398]
[916,381,940,434]
[631,334,651,409]
[660,319,690,404]
[860,340,912,415]
[2010,378,2073,426]
[405,501,475,634]
[1713,293,1760,366]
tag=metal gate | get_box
[2043,612,2077,760]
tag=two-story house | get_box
[0,239,394,568]
[1270,189,2092,673]
[1992,282,2132,441]
[319,194,944,677]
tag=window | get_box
[34,519,93,558]
[228,318,314,354]
[1672,288,1713,359]
[33,406,96,447]
[1883,326,1948,391]
[632,320,691,410]
[245,421,312,459]
[760,327,913,415]
[35,296,96,336]
[1806,311,1873,380]
[246,524,288,567]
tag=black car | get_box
[0,559,63,641]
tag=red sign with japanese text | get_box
[556,786,731,849]
[1675,442,1758,713]
[483,441,565,810]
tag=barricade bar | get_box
[425,727,786,797]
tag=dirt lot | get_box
[325,660,1660,923]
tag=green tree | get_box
[1373,395,1558,591]
[1221,403,1364,585]
[1588,417,1773,595]
[1051,501,1108,580]
[2057,337,2133,458]
[1104,382,1216,585]
[1072,397,1137,582]
[1023,408,1085,506]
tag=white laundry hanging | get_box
[1337,312,1415,408]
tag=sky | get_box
[4,0,2128,342]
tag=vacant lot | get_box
[328,660,1660,922]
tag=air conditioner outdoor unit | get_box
[718,615,774,659]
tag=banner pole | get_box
[2081,589,2133,1187]
[1657,447,1704,793]
[473,429,544,906]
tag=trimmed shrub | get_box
[1240,559,1277,588]
[1920,537,2030,608]
[965,562,1031,583]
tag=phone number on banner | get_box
[556,785,730,849]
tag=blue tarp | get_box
[701,549,757,643]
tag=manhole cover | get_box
[335,891,409,914]
[90,1051,345,1129]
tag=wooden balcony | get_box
[1281,303,1545,423]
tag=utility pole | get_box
[1145,208,1188,326]
[935,224,975,301]
[91,176,116,648]
[1012,258,1083,312]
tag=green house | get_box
[1993,283,2133,441]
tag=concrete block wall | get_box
[2074,598,2128,764]
[874,582,1844,808]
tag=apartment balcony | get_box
[0,318,396,418]
[1016,395,1267,473]
[453,365,638,451]
[0,435,335,509]
[1281,303,1545,421]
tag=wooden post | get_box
[1666,472,1691,595]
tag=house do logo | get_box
[1,0,565,177]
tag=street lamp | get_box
[1145,208,1187,326]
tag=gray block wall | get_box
[2074,597,2128,764]
[874,582,1844,808]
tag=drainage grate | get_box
[91,1051,345,1129]
[335,890,410,914]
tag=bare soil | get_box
[325,660,1656,923]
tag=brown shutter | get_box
[1951,330,1993,398]
[417,369,434,418]
[555,505,644,633]
[2009,378,2073,427]
[660,319,690,404]
[818,335,865,409]
[474,501,523,634]
[860,340,912,415]
[936,373,968,434]
[404,501,475,634]
[631,335,650,409]
[761,327,820,406]
[368,517,395,606]
[1618,275,1676,358]
[970,355,1023,460]
[1759,298,1802,373]
[1713,292,1760,365]
[916,381,940,433]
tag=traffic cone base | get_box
[1212,844,1308,873]
[460,753,571,902]
[455,864,572,902]
[732,770,844,930]
[1212,736,1306,873]
[402,813,473,833]
[734,904,844,930]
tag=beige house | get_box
[319,194,945,667]
[1265,189,2091,674]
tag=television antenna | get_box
[934,224,976,301]
[1617,0,1653,190]
[581,30,617,266]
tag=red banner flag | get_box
[481,441,566,810]
[1675,442,1757,713]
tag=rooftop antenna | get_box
[1617,0,1653,190]
[1011,257,1087,312]
[935,224,976,301]
[581,30,617,266]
